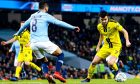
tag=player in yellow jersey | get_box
[82,11,131,82]
[1,22,41,81]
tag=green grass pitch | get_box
[0,79,140,84]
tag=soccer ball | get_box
[115,72,127,82]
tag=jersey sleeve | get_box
[13,35,20,40]
[116,22,123,31]
[47,14,75,30]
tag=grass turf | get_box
[0,79,140,84]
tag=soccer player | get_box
[14,1,80,83]
[9,41,20,67]
[1,22,42,81]
[9,41,26,79]
[82,11,131,82]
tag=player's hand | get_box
[126,41,131,47]
[74,27,80,32]
[96,46,100,52]
[1,41,7,46]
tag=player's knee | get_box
[25,61,30,65]
[52,47,62,56]
[17,62,22,66]
[107,61,114,66]
[53,51,61,56]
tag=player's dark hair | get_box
[99,10,108,18]
[39,1,48,9]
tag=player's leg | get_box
[10,52,24,81]
[11,57,19,80]
[51,45,66,83]
[24,48,41,72]
[81,55,102,82]
[21,63,26,79]
[31,42,56,84]
[104,66,114,79]
[40,57,56,84]
[106,56,119,76]
[82,47,109,82]
[32,50,49,74]
[107,56,118,70]
[10,62,22,81]
[107,48,121,77]
[24,61,41,71]
[34,51,56,84]
[15,62,22,78]
[14,57,18,67]
[34,41,65,83]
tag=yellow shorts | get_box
[17,46,32,62]
[96,45,122,59]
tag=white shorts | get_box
[14,57,18,66]
[30,41,58,59]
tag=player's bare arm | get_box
[120,28,131,47]
[1,38,16,46]
[96,34,103,52]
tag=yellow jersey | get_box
[14,30,30,46]
[97,19,123,48]
[14,30,32,62]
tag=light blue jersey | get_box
[9,41,20,58]
[16,11,75,42]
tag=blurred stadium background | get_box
[0,0,140,83]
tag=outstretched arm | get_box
[120,28,131,47]
[96,34,103,51]
[1,38,16,46]
[48,15,80,32]
[116,22,131,47]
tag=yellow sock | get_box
[29,62,41,71]
[104,74,108,79]
[112,63,118,71]
[109,73,114,79]
[15,66,22,78]
[87,63,96,79]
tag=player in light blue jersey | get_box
[15,1,80,83]
[9,41,20,67]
